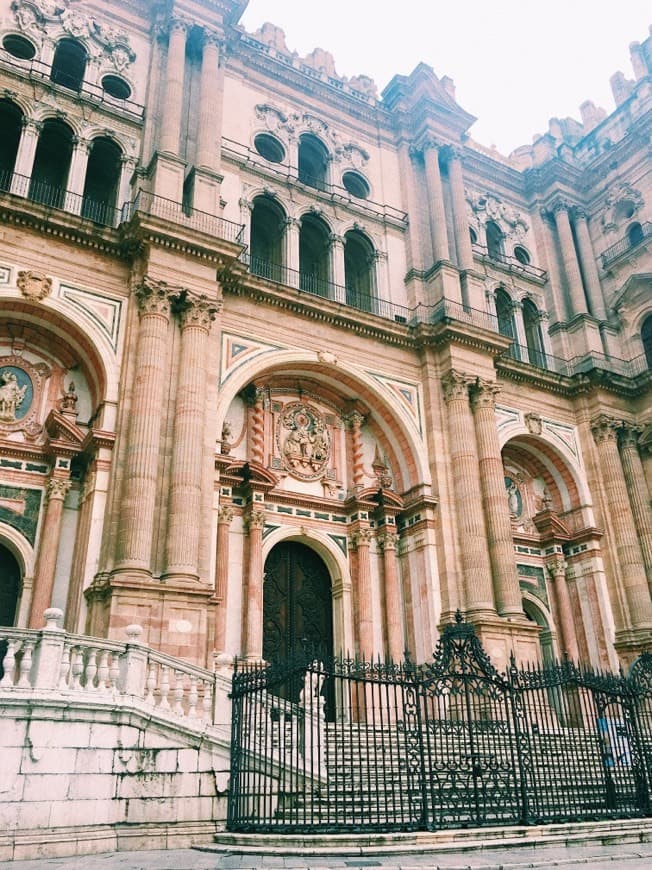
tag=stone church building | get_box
[0,0,651,676]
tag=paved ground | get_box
[2,840,652,870]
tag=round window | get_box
[513,245,531,265]
[342,170,370,199]
[102,75,132,100]
[3,34,36,60]
[254,133,285,164]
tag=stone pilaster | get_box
[28,478,71,628]
[11,118,41,187]
[115,282,171,573]
[159,17,189,156]
[572,208,605,320]
[552,201,586,317]
[350,528,374,659]
[470,378,523,618]
[547,556,579,660]
[243,507,266,661]
[164,295,219,582]
[196,29,222,170]
[447,147,474,272]
[441,370,495,618]
[214,504,233,654]
[378,532,403,661]
[591,414,652,630]
[422,139,450,264]
[619,424,652,583]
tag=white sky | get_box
[239,1,651,155]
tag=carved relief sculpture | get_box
[0,369,28,422]
[279,402,331,480]
[17,270,52,301]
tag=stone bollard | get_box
[120,624,148,697]
[32,608,66,690]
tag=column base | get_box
[459,269,487,310]
[188,165,223,215]
[423,261,462,307]
[614,628,652,668]
[470,614,542,671]
[146,151,186,203]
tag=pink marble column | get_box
[159,17,188,156]
[351,528,374,659]
[196,29,222,170]
[552,201,587,317]
[422,139,450,264]
[591,414,652,629]
[248,386,266,465]
[442,370,495,618]
[547,556,580,660]
[447,146,474,272]
[164,295,218,581]
[572,208,606,320]
[115,282,171,572]
[29,478,71,628]
[347,411,365,493]
[379,532,403,661]
[243,507,266,660]
[619,424,652,583]
[470,378,523,618]
[214,504,233,654]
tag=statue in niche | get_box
[59,381,78,415]
[0,369,28,423]
[220,420,232,455]
[505,476,522,518]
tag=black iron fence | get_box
[228,616,652,832]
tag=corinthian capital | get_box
[178,294,221,331]
[350,527,373,549]
[245,508,266,532]
[441,369,470,404]
[47,478,71,502]
[469,377,500,411]
[378,532,399,551]
[590,413,621,444]
[168,15,191,36]
[218,504,234,524]
[546,555,567,580]
[134,280,172,318]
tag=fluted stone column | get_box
[65,138,90,214]
[470,379,523,618]
[159,17,188,156]
[422,140,450,264]
[196,30,221,170]
[115,282,171,572]
[620,425,652,582]
[28,478,71,628]
[447,147,474,272]
[117,156,137,212]
[351,528,374,659]
[572,208,606,320]
[591,415,652,629]
[330,233,346,302]
[243,507,266,660]
[214,504,233,654]
[379,532,403,661]
[547,556,579,660]
[442,371,495,617]
[286,217,300,285]
[11,119,41,192]
[164,295,218,581]
[552,202,587,317]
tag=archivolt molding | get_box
[599,182,644,234]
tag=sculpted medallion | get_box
[0,356,49,433]
[278,402,331,480]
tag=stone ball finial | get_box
[125,624,143,642]
[43,607,64,630]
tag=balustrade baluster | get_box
[108,653,120,692]
[97,650,110,691]
[70,647,84,690]
[144,661,156,704]
[85,648,98,691]
[173,670,185,715]
[17,640,34,688]
[158,665,170,710]
[0,640,17,687]
[58,641,72,689]
[188,676,198,719]
[202,682,212,723]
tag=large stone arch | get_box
[0,522,35,626]
[216,350,430,492]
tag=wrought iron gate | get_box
[228,616,652,832]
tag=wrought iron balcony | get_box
[0,169,122,227]
[600,222,652,267]
[124,190,246,245]
[472,243,548,282]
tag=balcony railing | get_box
[600,222,652,267]
[472,244,548,281]
[124,190,245,245]
[246,254,412,322]
[0,53,144,119]
[0,169,122,227]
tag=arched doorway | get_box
[263,541,333,666]
[0,543,21,626]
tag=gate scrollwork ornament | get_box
[278,402,331,480]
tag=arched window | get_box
[627,222,644,248]
[299,213,330,297]
[495,288,519,360]
[29,118,74,208]
[642,314,652,369]
[344,229,375,311]
[0,100,23,189]
[298,134,329,190]
[486,220,504,260]
[82,137,122,226]
[50,38,87,91]
[523,299,546,369]
[0,543,21,627]
[249,195,286,283]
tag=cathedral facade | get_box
[0,0,651,675]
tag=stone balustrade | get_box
[0,609,226,728]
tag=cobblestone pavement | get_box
[2,840,652,870]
